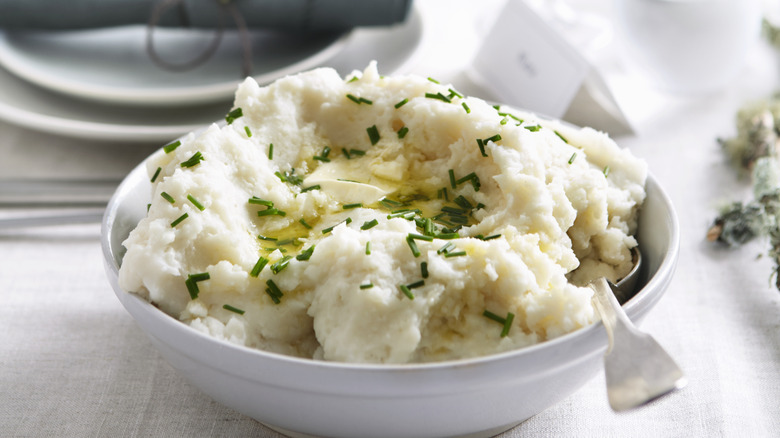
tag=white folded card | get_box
[468,0,632,136]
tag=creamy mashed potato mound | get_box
[118,63,647,364]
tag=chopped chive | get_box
[397,126,409,139]
[270,255,292,274]
[185,278,199,299]
[225,107,243,124]
[399,284,415,300]
[456,172,481,191]
[435,232,459,240]
[248,197,274,207]
[360,283,374,289]
[187,194,205,211]
[343,203,363,210]
[349,149,366,157]
[554,130,568,143]
[568,153,577,165]
[275,238,301,246]
[250,256,269,277]
[265,279,283,303]
[448,88,463,98]
[483,309,505,324]
[147,203,151,212]
[391,208,421,214]
[299,218,313,229]
[394,98,409,109]
[275,169,303,185]
[365,241,371,255]
[301,185,320,193]
[444,250,467,258]
[257,208,287,217]
[406,236,421,257]
[163,140,181,154]
[322,217,352,234]
[185,272,210,299]
[407,280,425,289]
[180,151,204,168]
[447,215,469,225]
[421,261,429,278]
[437,241,455,255]
[268,143,274,160]
[456,172,477,185]
[448,169,457,189]
[499,112,523,123]
[222,304,245,315]
[387,211,417,220]
[296,245,315,261]
[342,148,352,159]
[313,155,331,162]
[361,219,379,230]
[170,213,188,227]
[380,198,402,208]
[346,94,373,105]
[501,312,515,337]
[367,125,380,145]
[441,206,466,215]
[409,233,434,242]
[484,134,502,143]
[500,118,508,125]
[425,92,451,103]
[347,75,359,83]
[603,165,610,177]
[244,126,253,137]
[453,195,473,209]
[477,138,487,157]
[462,102,471,114]
[420,217,434,236]
[161,192,175,204]
[189,272,209,282]
[427,77,440,84]
[524,124,542,132]
[258,235,278,241]
[479,234,502,241]
[151,167,162,183]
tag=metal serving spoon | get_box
[591,249,687,411]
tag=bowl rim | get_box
[101,156,680,375]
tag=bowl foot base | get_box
[260,420,523,438]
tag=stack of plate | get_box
[0,6,424,143]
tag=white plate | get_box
[0,26,350,106]
[0,6,425,143]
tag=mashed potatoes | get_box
[118,63,647,364]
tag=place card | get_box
[470,0,632,136]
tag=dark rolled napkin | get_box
[0,0,413,31]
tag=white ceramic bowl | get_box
[101,158,679,438]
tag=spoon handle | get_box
[589,277,686,411]
[590,278,634,354]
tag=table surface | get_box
[3,1,780,437]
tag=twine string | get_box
[146,0,252,78]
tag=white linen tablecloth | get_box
[2,1,780,436]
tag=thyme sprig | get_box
[708,94,780,290]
